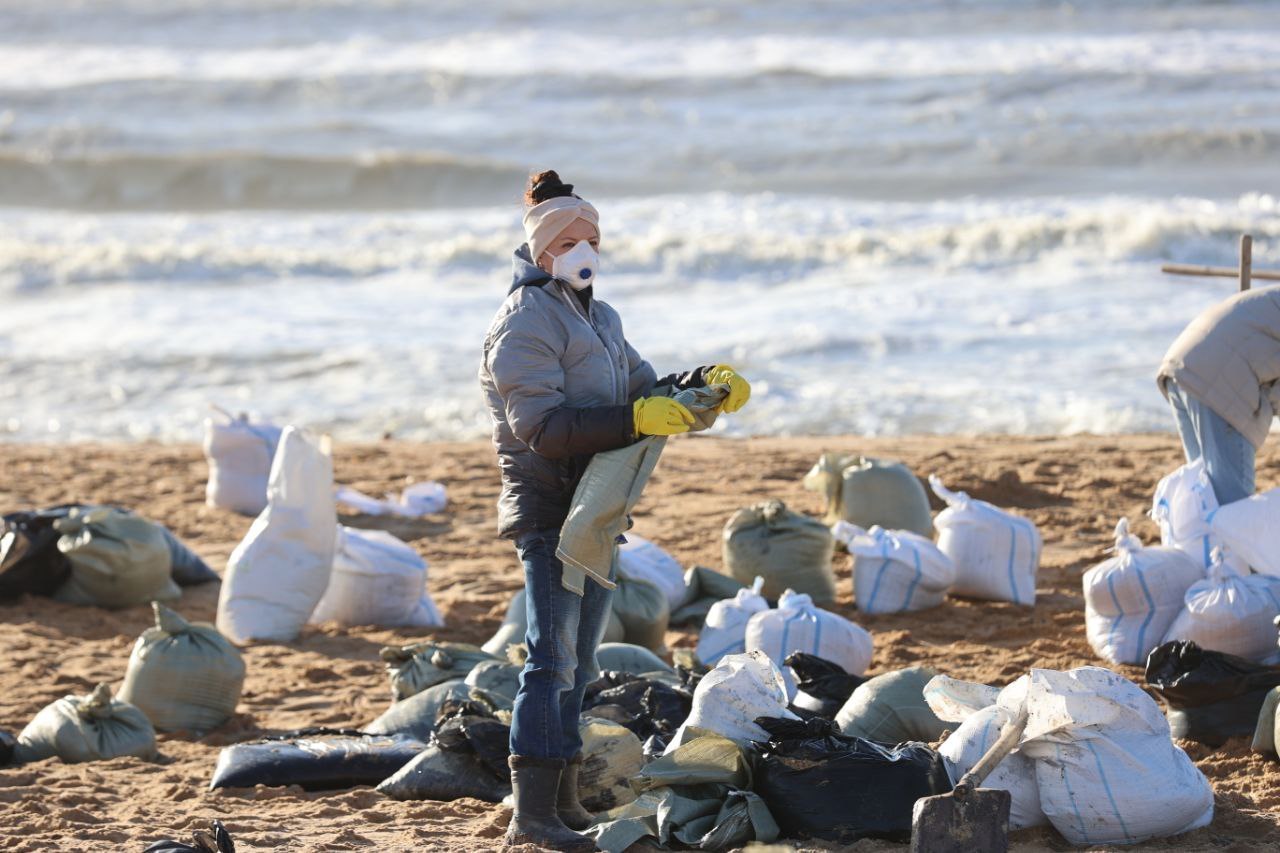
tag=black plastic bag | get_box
[0,505,80,599]
[209,728,426,791]
[144,821,235,853]
[786,652,868,718]
[0,729,15,767]
[158,526,220,586]
[1146,640,1280,747]
[584,677,692,740]
[751,716,951,843]
[434,715,510,779]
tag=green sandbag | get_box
[117,602,245,733]
[483,588,626,657]
[464,660,522,707]
[579,716,645,812]
[382,641,501,702]
[596,642,672,675]
[612,572,670,653]
[835,666,947,744]
[670,566,747,626]
[364,680,477,741]
[722,500,836,604]
[14,684,157,765]
[804,454,934,537]
[53,506,180,609]
[1252,686,1280,755]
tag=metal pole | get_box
[1240,234,1253,292]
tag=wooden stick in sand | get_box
[1161,233,1279,290]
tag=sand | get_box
[2,434,1280,852]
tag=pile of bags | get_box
[1162,548,1280,662]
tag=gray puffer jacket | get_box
[480,246,708,538]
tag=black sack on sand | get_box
[209,728,426,791]
[434,715,511,779]
[751,716,951,843]
[0,505,80,599]
[158,525,220,586]
[144,820,235,853]
[377,706,513,803]
[786,652,868,718]
[1146,639,1280,747]
[0,729,16,766]
[583,675,692,740]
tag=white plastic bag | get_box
[217,427,337,644]
[310,526,443,628]
[929,475,1042,605]
[618,534,686,611]
[833,521,955,614]
[925,675,1045,831]
[1013,666,1213,846]
[1082,518,1204,665]
[1151,458,1223,570]
[1209,485,1280,576]
[665,650,797,753]
[695,577,768,668]
[1162,548,1280,661]
[203,408,282,516]
[744,589,873,697]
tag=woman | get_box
[1158,285,1280,505]
[479,171,750,850]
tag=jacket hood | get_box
[510,244,552,294]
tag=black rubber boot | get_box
[504,755,597,852]
[556,752,595,831]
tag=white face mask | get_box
[551,240,599,291]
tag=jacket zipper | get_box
[556,282,623,404]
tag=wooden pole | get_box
[1161,263,1280,282]
[1240,233,1253,291]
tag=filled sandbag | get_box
[929,475,1041,605]
[669,565,747,626]
[925,675,1046,830]
[364,680,478,741]
[464,660,522,707]
[383,642,500,702]
[833,522,955,614]
[1162,549,1280,661]
[835,666,947,744]
[695,577,769,668]
[1083,518,1205,665]
[1152,458,1226,570]
[1147,639,1280,747]
[744,590,873,697]
[204,409,282,516]
[309,526,442,628]
[583,674,693,742]
[210,728,425,790]
[1209,485,1280,576]
[723,500,836,603]
[665,651,798,752]
[596,642,673,675]
[787,652,868,719]
[611,571,670,653]
[803,454,933,537]
[14,683,157,765]
[1252,686,1280,756]
[1,505,77,599]
[377,712,510,803]
[579,716,645,812]
[618,534,686,611]
[117,602,245,733]
[1013,666,1213,846]
[52,506,179,609]
[217,427,336,644]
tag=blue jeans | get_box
[509,528,614,760]
[1167,379,1256,505]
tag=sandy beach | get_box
[1,433,1278,851]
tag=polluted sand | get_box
[1,435,1279,851]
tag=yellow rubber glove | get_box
[633,397,695,436]
[706,364,751,413]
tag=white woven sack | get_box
[695,577,768,668]
[310,526,443,628]
[203,409,282,516]
[664,650,797,754]
[744,589,873,698]
[217,427,337,644]
[1162,548,1280,661]
[1151,458,1226,570]
[1083,518,1204,665]
[929,475,1042,605]
[1010,666,1213,846]
[1209,485,1280,576]
[925,674,1044,830]
[834,521,955,614]
[618,534,686,611]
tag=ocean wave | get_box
[3,194,1276,293]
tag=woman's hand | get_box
[633,397,695,436]
[707,364,751,413]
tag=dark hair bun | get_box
[525,170,575,206]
